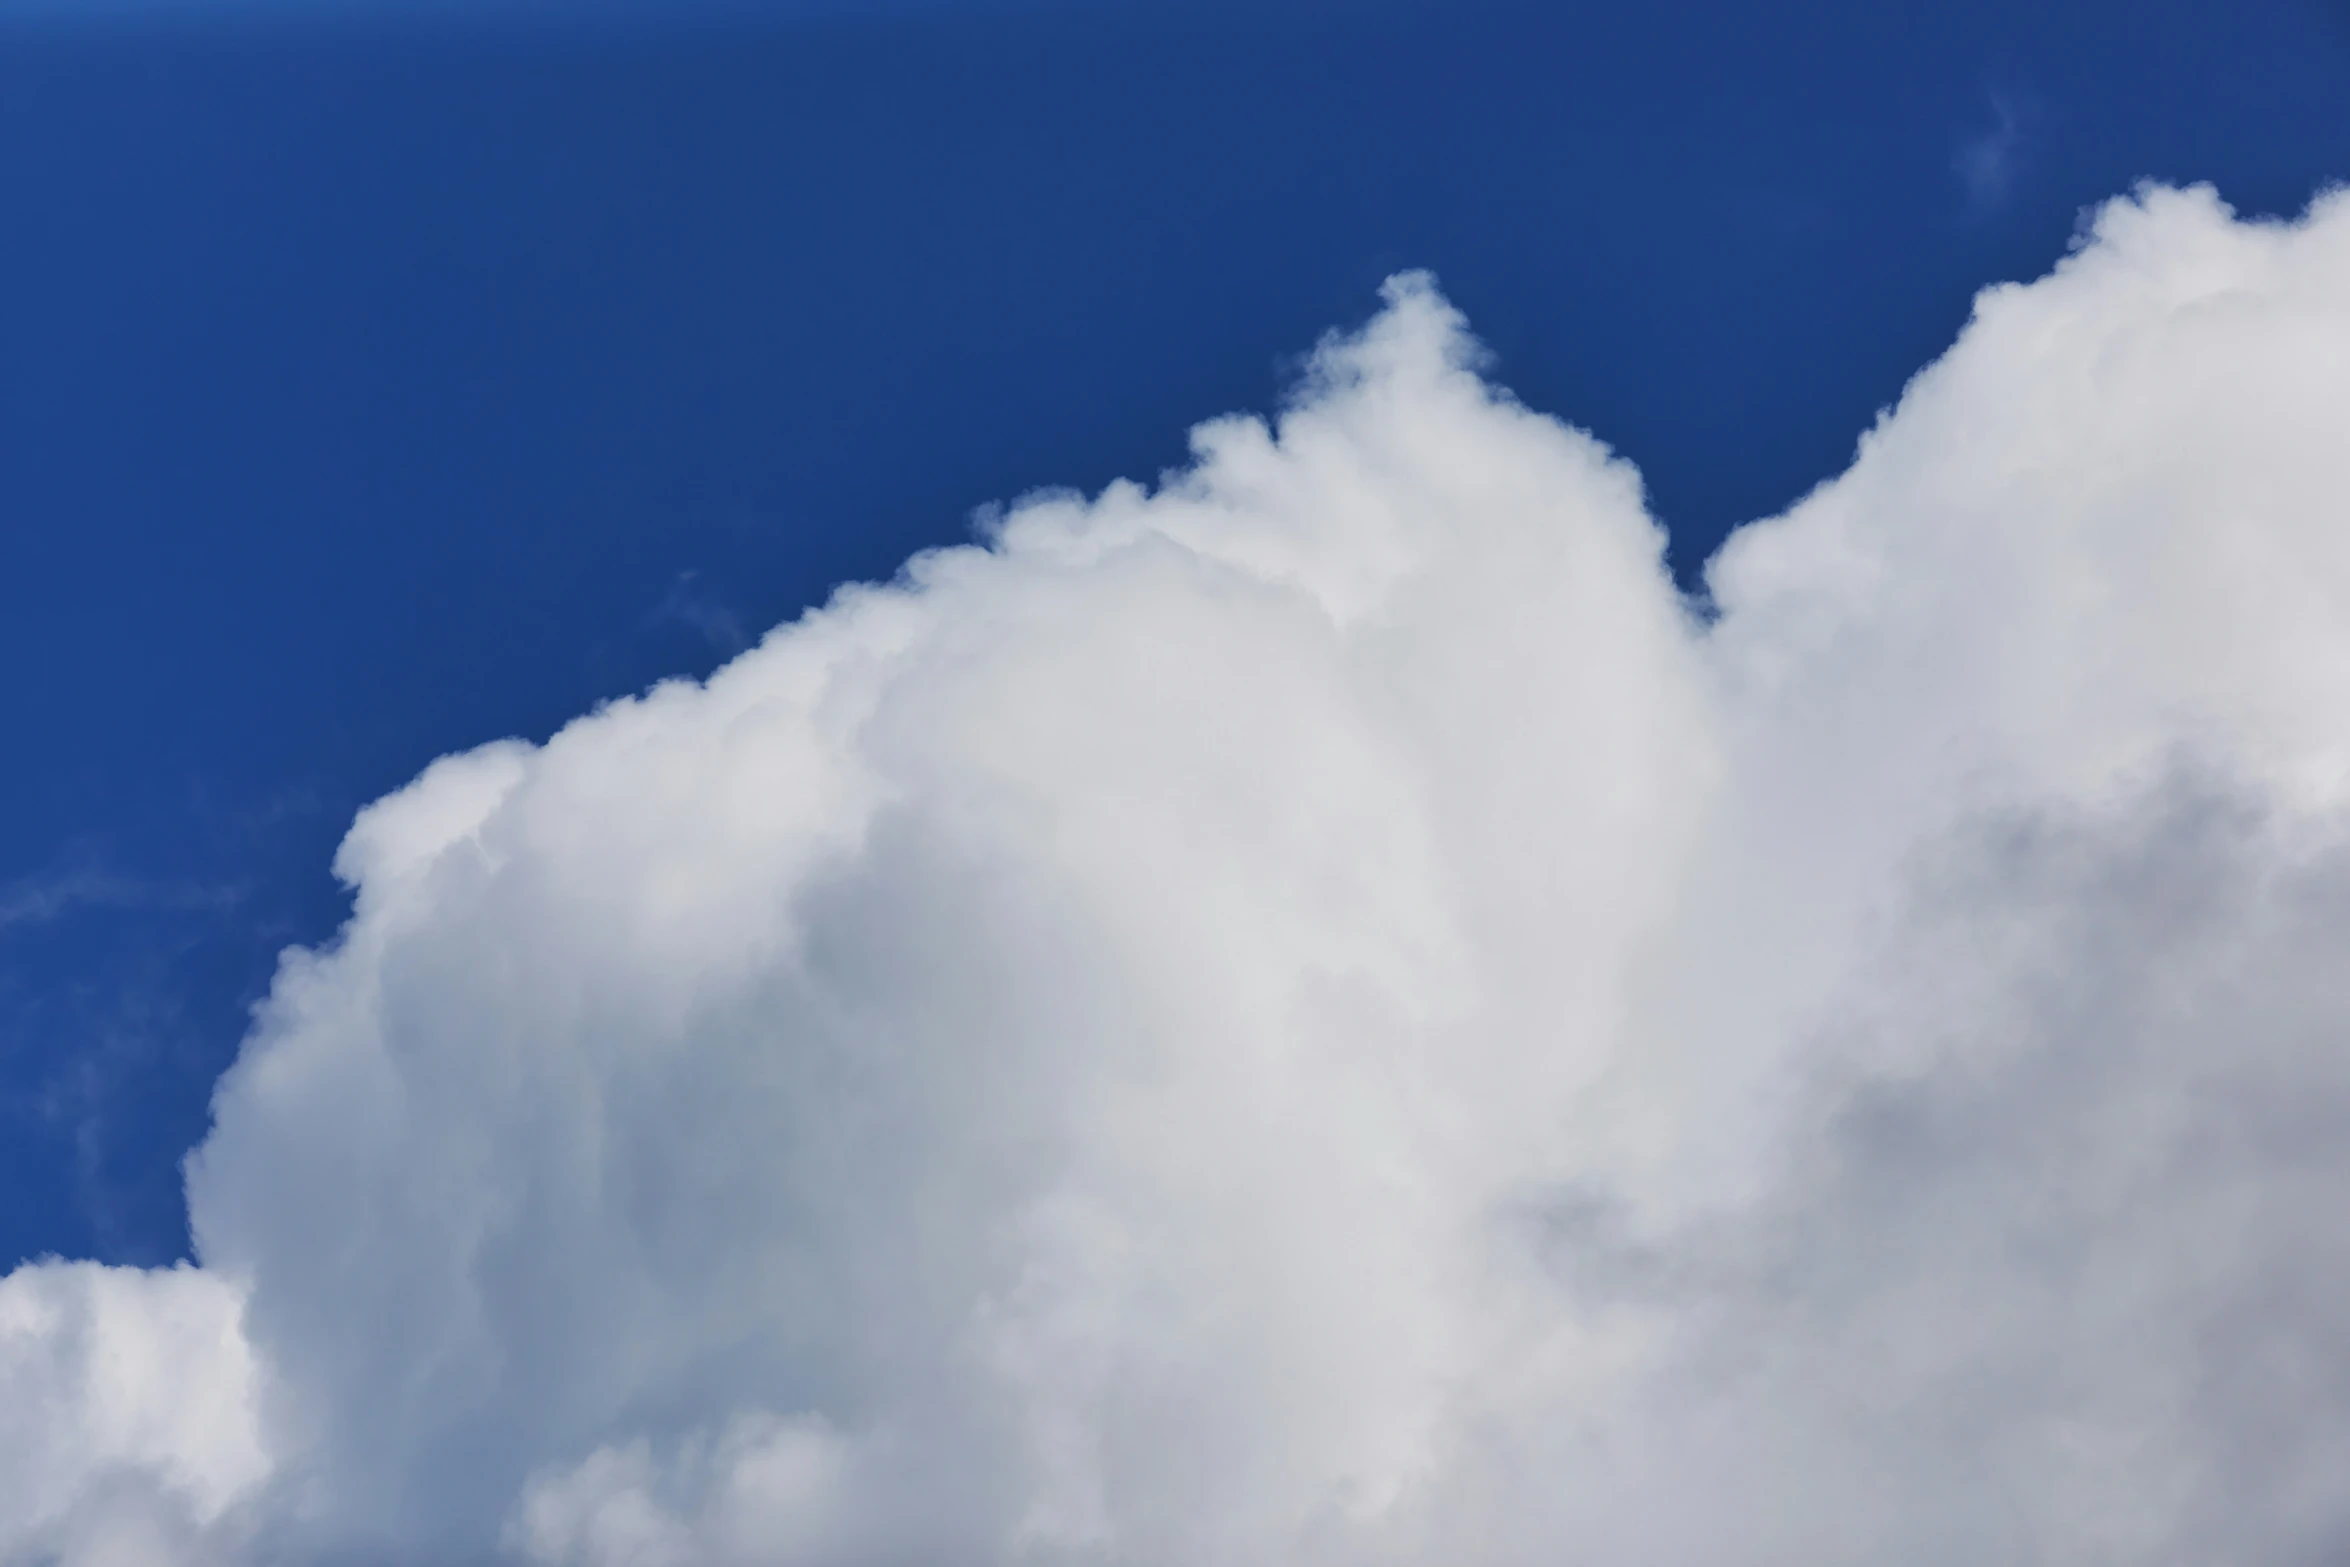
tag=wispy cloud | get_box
[646,570,753,660]
[1952,89,2030,216]
[0,867,242,936]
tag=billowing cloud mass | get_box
[8,182,2350,1566]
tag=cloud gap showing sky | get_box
[7,182,2350,1564]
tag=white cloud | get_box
[6,184,2350,1565]
[0,1262,266,1566]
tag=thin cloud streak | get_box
[1953,90,2030,215]
[0,868,242,935]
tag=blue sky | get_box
[2,0,2347,1274]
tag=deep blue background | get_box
[5,0,2349,1268]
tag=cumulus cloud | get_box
[0,1262,265,1564]
[6,182,2350,1566]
